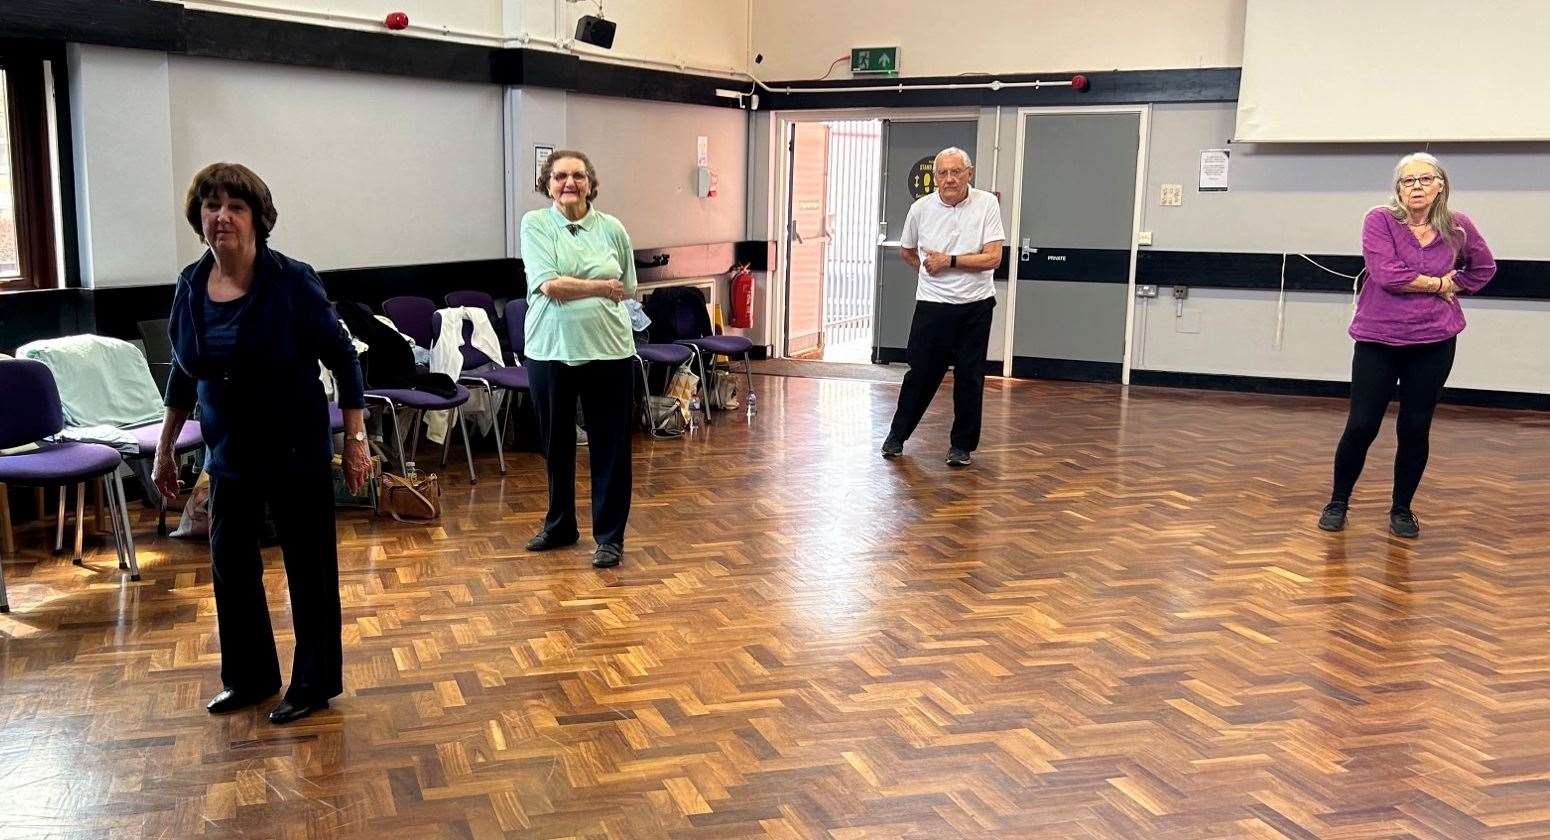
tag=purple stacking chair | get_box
[371,296,477,483]
[430,306,516,474]
[671,293,755,425]
[0,360,142,612]
[363,385,475,484]
[381,295,438,350]
[458,299,535,463]
[21,335,204,539]
[128,419,203,537]
[444,290,498,325]
[445,290,505,375]
[634,338,693,430]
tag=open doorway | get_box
[782,118,882,363]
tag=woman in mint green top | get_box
[519,150,637,569]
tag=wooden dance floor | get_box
[3,374,1549,838]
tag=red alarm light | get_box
[1071,74,1090,92]
[385,11,409,30]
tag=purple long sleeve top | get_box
[1351,207,1496,346]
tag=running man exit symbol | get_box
[850,47,900,75]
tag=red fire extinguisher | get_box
[729,263,754,329]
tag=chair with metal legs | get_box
[431,309,512,476]
[0,360,141,613]
[364,387,476,484]
[634,340,694,430]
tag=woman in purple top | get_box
[1318,153,1496,538]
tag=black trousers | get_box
[1331,337,1456,510]
[887,297,996,452]
[207,462,342,704]
[527,358,633,547]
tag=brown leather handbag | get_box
[376,471,441,522]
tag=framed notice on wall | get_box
[535,145,554,184]
[1199,148,1230,191]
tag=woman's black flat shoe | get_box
[268,698,329,725]
[206,687,277,714]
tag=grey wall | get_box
[1143,103,1550,256]
[64,48,746,296]
[863,101,1550,392]
[1137,102,1550,393]
[169,55,507,270]
[68,45,507,287]
[564,94,747,250]
[68,45,181,288]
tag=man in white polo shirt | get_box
[881,147,1005,466]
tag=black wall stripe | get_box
[1136,251,1548,299]
[756,68,1241,110]
[2,0,183,51]
[1131,370,1550,412]
[1010,357,1122,383]
[1012,248,1132,283]
[894,247,1546,297]
[1,240,764,351]
[2,3,1239,109]
[508,50,741,108]
[180,9,496,83]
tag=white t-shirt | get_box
[899,187,1006,304]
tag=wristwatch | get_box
[348,430,368,444]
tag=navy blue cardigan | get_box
[165,246,365,479]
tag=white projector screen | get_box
[1236,0,1550,142]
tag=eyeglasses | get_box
[551,171,590,182]
[1398,175,1442,189]
[934,167,968,179]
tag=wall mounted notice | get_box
[535,145,554,184]
[1199,149,1230,192]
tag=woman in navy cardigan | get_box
[152,163,368,725]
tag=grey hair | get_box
[934,147,973,170]
[1385,152,1463,252]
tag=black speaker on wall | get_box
[575,15,616,49]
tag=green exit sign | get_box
[850,46,899,75]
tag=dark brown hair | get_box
[183,162,278,243]
[534,150,599,202]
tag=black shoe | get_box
[268,698,329,725]
[881,438,903,458]
[1389,508,1420,539]
[206,686,278,714]
[946,448,972,466]
[592,544,622,568]
[1317,501,1348,532]
[526,530,579,552]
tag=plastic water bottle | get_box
[688,396,703,432]
[745,391,757,416]
[404,460,418,480]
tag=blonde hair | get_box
[1385,152,1463,252]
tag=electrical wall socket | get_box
[1137,231,1153,246]
[1160,184,1183,206]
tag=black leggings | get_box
[1330,337,1456,510]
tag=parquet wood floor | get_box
[3,375,1550,839]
